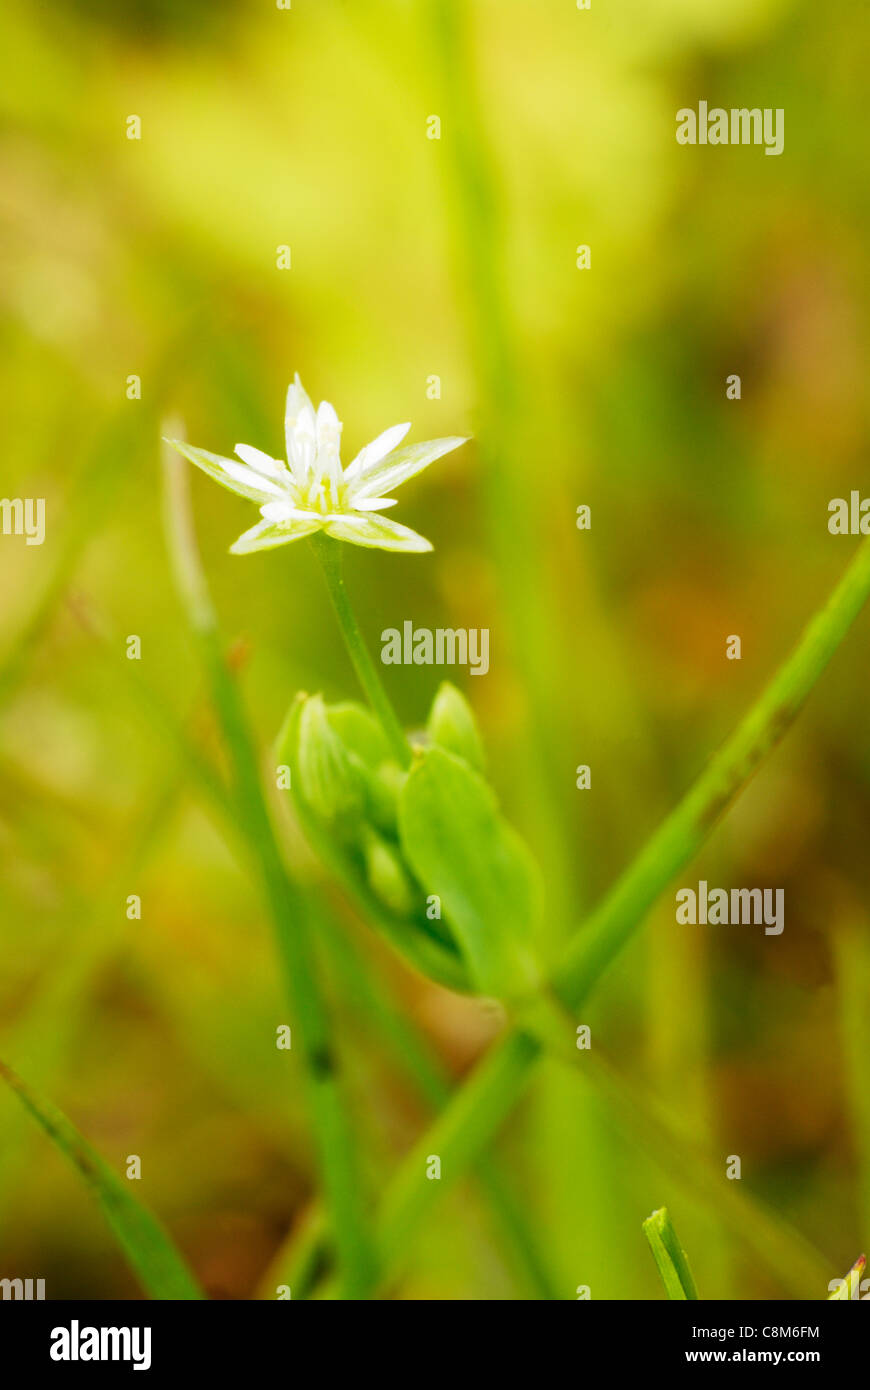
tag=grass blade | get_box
[0,1059,203,1300]
[643,1206,699,1300]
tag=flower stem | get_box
[311,533,411,768]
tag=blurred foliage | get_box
[0,0,868,1298]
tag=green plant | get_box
[158,377,870,1299]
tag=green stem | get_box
[311,533,411,768]
[358,532,870,1294]
[376,1030,540,1274]
[554,531,870,1010]
[163,444,377,1298]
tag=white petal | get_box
[291,410,317,483]
[285,375,316,482]
[324,512,433,553]
[260,501,319,523]
[234,443,288,479]
[229,514,323,555]
[315,399,343,486]
[351,436,469,500]
[350,496,398,511]
[316,399,341,436]
[164,439,285,502]
[344,422,411,481]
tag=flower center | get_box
[303,475,345,515]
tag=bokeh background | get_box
[1,0,868,1299]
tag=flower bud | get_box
[296,694,365,823]
[427,682,485,771]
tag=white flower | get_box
[164,375,468,555]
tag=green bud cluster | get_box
[276,682,542,1000]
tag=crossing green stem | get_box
[364,533,870,1292]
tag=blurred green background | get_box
[1,0,868,1298]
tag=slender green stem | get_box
[163,444,377,1298]
[353,533,870,1295]
[554,532,870,1010]
[311,533,411,768]
[376,1030,540,1273]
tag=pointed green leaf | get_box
[397,747,542,998]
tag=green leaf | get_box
[0,1059,203,1300]
[642,1206,699,1300]
[398,747,542,998]
[427,681,485,772]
